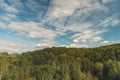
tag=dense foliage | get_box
[0,44,120,80]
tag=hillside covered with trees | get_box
[0,44,120,80]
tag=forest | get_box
[0,44,120,80]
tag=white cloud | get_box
[0,1,18,23]
[0,22,7,29]
[69,43,88,48]
[65,23,93,32]
[100,40,109,44]
[8,21,56,38]
[48,0,82,18]
[0,39,32,53]
[36,43,49,47]
[102,0,114,3]
[0,0,119,52]
[8,21,57,47]
[36,43,51,49]
[48,0,108,18]
[98,16,120,27]
[5,6,18,13]
[39,0,110,47]
[43,0,108,25]
[111,19,120,26]
[0,14,16,22]
[0,0,19,13]
[91,37,102,42]
[71,29,105,43]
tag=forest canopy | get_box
[0,44,120,80]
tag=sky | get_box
[0,0,120,53]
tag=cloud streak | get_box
[0,0,119,52]
[0,39,32,53]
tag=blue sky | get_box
[0,0,120,53]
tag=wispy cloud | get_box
[102,0,115,3]
[5,6,18,13]
[100,40,109,44]
[0,39,32,53]
[39,0,111,47]
[0,0,119,52]
[8,21,57,45]
[98,15,120,27]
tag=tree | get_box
[104,60,120,80]
[0,52,9,80]
[94,62,104,80]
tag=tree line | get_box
[0,44,120,80]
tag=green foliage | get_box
[0,44,120,80]
[104,60,120,80]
